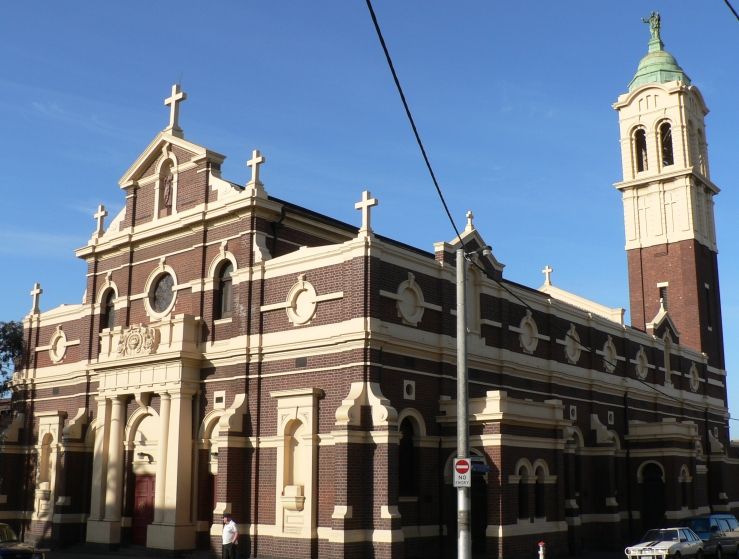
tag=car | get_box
[0,523,45,558]
[625,527,704,559]
[681,514,739,559]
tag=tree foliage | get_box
[0,321,24,391]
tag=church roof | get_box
[628,12,690,92]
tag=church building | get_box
[1,15,735,559]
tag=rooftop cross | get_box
[354,190,379,236]
[164,84,187,135]
[246,149,266,185]
[465,210,474,232]
[30,282,43,314]
[542,265,553,286]
[94,204,108,238]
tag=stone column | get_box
[86,395,125,545]
[104,396,125,523]
[87,397,109,522]
[147,389,196,550]
[153,392,171,524]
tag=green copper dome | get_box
[628,12,690,92]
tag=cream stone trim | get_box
[397,408,427,437]
[636,460,665,483]
[62,408,90,441]
[0,413,25,444]
[261,274,343,326]
[203,249,239,292]
[271,388,322,538]
[331,505,352,519]
[488,519,567,537]
[315,526,405,544]
[335,381,397,428]
[96,278,119,305]
[380,272,441,327]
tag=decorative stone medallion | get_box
[519,310,538,354]
[635,347,649,380]
[564,323,581,364]
[689,364,700,393]
[396,273,425,327]
[49,326,67,363]
[117,325,160,357]
[602,336,617,373]
[286,275,318,325]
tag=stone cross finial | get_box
[94,204,108,237]
[542,265,553,286]
[30,282,43,314]
[246,149,266,185]
[354,190,379,236]
[164,84,187,134]
[465,210,474,232]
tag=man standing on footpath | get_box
[222,513,239,559]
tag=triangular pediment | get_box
[434,216,504,280]
[118,131,226,188]
[647,303,680,343]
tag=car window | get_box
[0,524,19,543]
[688,530,699,542]
[727,517,739,530]
[690,518,710,532]
[711,518,720,528]
[718,519,731,531]
[679,529,690,542]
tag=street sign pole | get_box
[456,248,471,559]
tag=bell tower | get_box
[613,12,724,368]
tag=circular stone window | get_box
[150,273,175,314]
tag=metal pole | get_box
[456,248,471,559]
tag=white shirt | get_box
[222,519,238,545]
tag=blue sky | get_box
[1,2,737,429]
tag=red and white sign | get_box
[453,458,471,487]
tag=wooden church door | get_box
[132,475,155,545]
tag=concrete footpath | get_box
[43,548,625,559]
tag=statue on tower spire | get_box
[642,11,661,41]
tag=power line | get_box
[723,0,739,20]
[364,0,464,246]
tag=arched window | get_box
[534,466,546,518]
[399,418,417,496]
[101,289,116,331]
[517,465,529,519]
[659,122,674,167]
[634,128,648,172]
[215,261,234,320]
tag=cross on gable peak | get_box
[465,210,475,232]
[94,204,108,237]
[246,149,266,185]
[30,282,43,314]
[354,190,379,236]
[542,265,553,286]
[164,83,187,137]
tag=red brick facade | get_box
[0,82,733,559]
